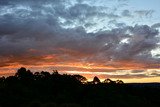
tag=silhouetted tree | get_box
[52,70,59,75]
[41,71,51,78]
[93,76,100,84]
[116,80,124,84]
[103,78,115,84]
[73,75,87,83]
[15,67,33,81]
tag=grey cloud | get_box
[99,73,152,79]
[89,25,160,66]
[0,0,121,31]
[99,70,160,79]
[134,10,154,18]
[0,0,159,74]
[128,25,158,58]
[150,72,160,76]
[116,23,126,28]
[131,70,145,73]
[0,16,159,68]
[121,10,132,17]
[108,20,126,28]
[152,23,160,28]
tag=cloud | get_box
[151,23,160,28]
[66,69,160,79]
[150,72,160,77]
[134,10,154,18]
[131,70,145,73]
[121,10,132,17]
[0,0,159,79]
[0,23,159,69]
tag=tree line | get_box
[0,67,159,107]
[0,67,124,85]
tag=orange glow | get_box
[122,77,160,83]
[0,52,159,83]
[0,59,159,83]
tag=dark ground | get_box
[0,67,159,107]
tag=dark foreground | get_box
[0,67,159,107]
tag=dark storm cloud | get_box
[0,0,160,78]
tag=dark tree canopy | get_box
[15,67,33,80]
[73,74,87,83]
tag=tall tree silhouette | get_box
[93,76,100,84]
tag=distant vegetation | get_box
[0,67,159,107]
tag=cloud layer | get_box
[0,0,160,80]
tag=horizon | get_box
[0,0,160,83]
[0,67,160,83]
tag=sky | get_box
[0,0,160,83]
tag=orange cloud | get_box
[0,56,159,83]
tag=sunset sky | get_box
[0,0,160,83]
